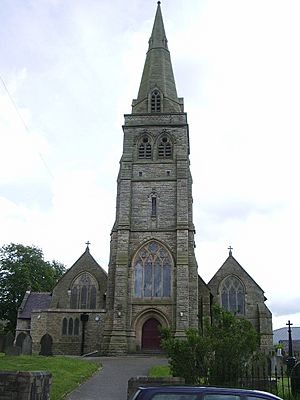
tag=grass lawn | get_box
[148,364,171,377]
[0,355,100,399]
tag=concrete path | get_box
[66,356,168,400]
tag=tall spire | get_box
[132,2,183,114]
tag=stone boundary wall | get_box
[127,376,185,399]
[0,371,51,400]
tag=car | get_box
[129,386,283,400]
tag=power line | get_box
[0,74,54,179]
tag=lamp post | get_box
[286,320,296,375]
[80,313,89,356]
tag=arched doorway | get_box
[39,334,53,356]
[16,332,26,349]
[142,318,161,350]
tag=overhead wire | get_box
[0,74,54,179]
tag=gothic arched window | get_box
[70,272,98,310]
[220,276,245,315]
[74,318,80,335]
[133,241,172,298]
[68,317,73,335]
[158,136,172,158]
[139,136,152,159]
[151,90,161,113]
[62,318,68,335]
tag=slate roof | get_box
[18,292,52,319]
[273,327,300,343]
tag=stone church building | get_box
[15,3,273,356]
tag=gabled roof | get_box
[18,292,52,319]
[208,253,265,294]
[56,245,107,282]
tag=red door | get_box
[142,318,161,350]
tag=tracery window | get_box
[134,241,172,298]
[220,276,245,315]
[139,136,152,159]
[158,136,172,158]
[151,90,161,112]
[70,272,98,310]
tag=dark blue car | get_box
[130,386,283,400]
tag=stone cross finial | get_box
[86,241,91,248]
[228,246,233,256]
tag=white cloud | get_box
[1,0,300,330]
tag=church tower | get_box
[104,2,199,354]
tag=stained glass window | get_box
[70,272,98,309]
[220,276,245,315]
[134,241,172,298]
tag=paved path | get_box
[66,356,168,400]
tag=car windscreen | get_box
[150,394,198,400]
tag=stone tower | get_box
[103,2,199,354]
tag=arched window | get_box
[151,90,161,113]
[70,272,98,309]
[220,276,245,315]
[68,318,73,335]
[74,318,80,335]
[139,136,152,159]
[158,136,172,158]
[133,241,172,298]
[62,318,68,335]
[151,196,157,217]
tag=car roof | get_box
[137,386,282,399]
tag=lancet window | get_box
[158,136,172,158]
[220,276,245,315]
[70,272,97,310]
[62,317,80,336]
[138,136,152,159]
[134,241,172,298]
[151,90,161,112]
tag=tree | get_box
[161,306,259,385]
[0,243,65,332]
[161,327,211,384]
[207,306,258,386]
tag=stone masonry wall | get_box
[31,310,106,355]
[0,371,51,400]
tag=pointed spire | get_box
[132,2,183,114]
[148,1,168,51]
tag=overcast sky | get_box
[1,0,300,331]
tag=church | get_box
[15,2,273,356]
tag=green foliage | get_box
[0,243,65,332]
[161,306,259,386]
[161,327,211,384]
[148,365,171,377]
[207,306,258,385]
[0,355,100,400]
